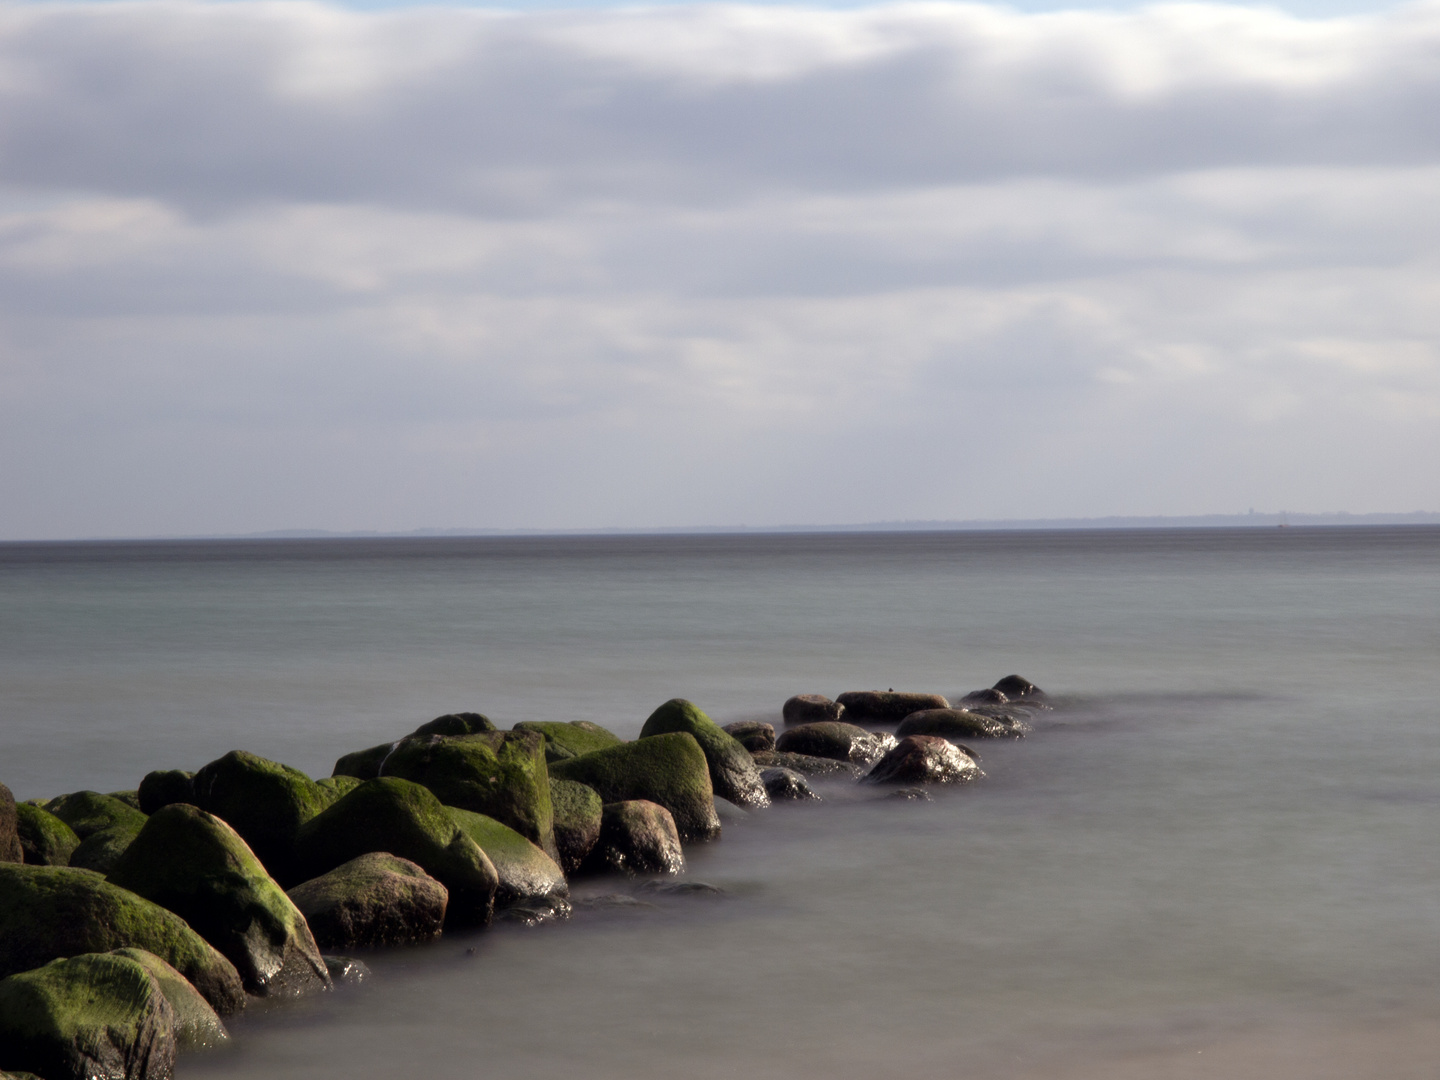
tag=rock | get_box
[287,852,447,950]
[314,776,362,804]
[896,708,1028,740]
[0,864,245,1015]
[887,787,933,802]
[44,791,147,842]
[863,736,981,786]
[107,792,143,812]
[331,742,398,782]
[834,691,950,725]
[548,779,602,875]
[634,879,724,898]
[582,801,685,876]
[992,674,1045,700]
[760,768,821,802]
[959,688,1008,706]
[548,733,721,843]
[720,721,775,753]
[107,804,330,998]
[639,699,769,810]
[380,730,558,862]
[0,952,176,1080]
[447,809,569,915]
[0,784,19,865]
[413,712,497,737]
[781,694,845,726]
[749,750,862,778]
[110,948,228,1051]
[14,804,80,867]
[511,721,623,763]
[292,778,498,929]
[190,751,332,881]
[323,956,371,986]
[69,827,145,875]
[775,722,896,766]
[136,771,194,816]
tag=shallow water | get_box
[2,527,1439,1077]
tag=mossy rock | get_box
[107,791,143,812]
[0,952,176,1080]
[15,804,80,866]
[108,805,329,998]
[0,865,244,1016]
[69,825,145,875]
[0,786,25,865]
[833,691,950,724]
[775,722,896,766]
[293,778,497,928]
[446,809,568,913]
[895,708,1026,739]
[315,775,363,804]
[582,801,684,876]
[191,750,332,882]
[749,750,861,779]
[548,779,601,874]
[380,731,557,862]
[331,742,397,782]
[44,792,147,841]
[512,721,622,763]
[413,712,497,737]
[110,948,228,1052]
[640,699,769,810]
[137,771,194,816]
[286,852,447,950]
[548,733,720,843]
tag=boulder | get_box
[136,771,195,816]
[548,779,602,875]
[863,736,981,786]
[959,688,1008,706]
[292,778,497,928]
[582,801,684,876]
[511,721,623,764]
[69,828,146,875]
[760,768,821,802]
[775,722,896,766]
[639,699,769,810]
[107,792,143,812]
[15,804,80,866]
[0,952,175,1080]
[0,865,244,1015]
[331,742,398,782]
[720,721,775,753]
[413,712,497,737]
[190,751,332,880]
[834,691,950,725]
[43,793,148,874]
[314,776,362,804]
[992,674,1045,700]
[896,708,1028,739]
[107,805,330,998]
[109,949,227,1052]
[447,809,569,915]
[380,731,557,862]
[0,785,21,865]
[548,733,720,843]
[286,853,447,950]
[749,750,862,778]
[781,695,845,726]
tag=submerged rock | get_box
[896,708,1027,740]
[760,768,821,802]
[583,801,685,876]
[548,779,602,875]
[775,722,896,766]
[0,785,22,865]
[749,751,862,779]
[887,787,933,802]
[190,751,332,882]
[14,803,79,867]
[640,699,770,810]
[635,879,725,898]
[721,721,775,753]
[447,808,569,915]
[512,721,623,764]
[413,712,497,738]
[992,674,1045,700]
[136,771,194,816]
[287,853,447,950]
[323,956,371,987]
[110,948,228,1052]
[0,952,176,1080]
[548,733,721,843]
[781,694,845,726]
[834,691,950,725]
[863,736,981,786]
[107,804,330,999]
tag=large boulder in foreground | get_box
[548,779,602,875]
[15,803,80,867]
[0,865,244,1015]
[286,853,447,950]
[834,691,950,725]
[110,949,228,1052]
[512,721,623,764]
[0,784,21,864]
[775,722,896,766]
[44,792,148,875]
[447,809,569,914]
[380,730,557,862]
[749,750,861,779]
[781,695,844,726]
[293,777,498,928]
[548,733,720,843]
[896,708,1028,739]
[583,801,684,876]
[863,735,981,786]
[640,699,769,810]
[721,721,775,753]
[136,771,194,816]
[0,952,175,1080]
[191,751,333,882]
[107,805,329,998]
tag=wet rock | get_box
[887,787,933,802]
[322,956,371,987]
[896,708,1028,740]
[413,712,497,738]
[190,751,332,881]
[640,699,770,810]
[14,803,80,867]
[760,768,821,802]
[834,691,950,725]
[293,777,498,929]
[863,736,981,786]
[548,733,721,843]
[44,792,148,873]
[992,674,1045,700]
[512,721,623,764]
[107,804,330,999]
[573,893,654,911]
[0,784,19,865]
[380,730,557,862]
[582,801,685,876]
[331,742,398,783]
[775,722,896,766]
[136,771,194,816]
[111,948,228,1052]
[447,809,569,915]
[548,779,602,875]
[749,751,862,779]
[286,852,447,950]
[0,952,176,1080]
[721,721,775,753]
[0,865,245,1016]
[781,694,845,726]
[959,688,1009,706]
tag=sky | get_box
[0,0,1437,537]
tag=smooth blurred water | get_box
[2,527,1439,1077]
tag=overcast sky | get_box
[1,0,1436,537]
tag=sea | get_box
[2,526,1439,1079]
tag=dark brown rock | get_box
[0,784,21,864]
[863,735,981,786]
[749,751,861,778]
[721,721,775,753]
[286,852,447,950]
[582,801,684,876]
[992,674,1045,700]
[775,722,896,766]
[959,688,1009,706]
[760,768,821,802]
[834,691,950,725]
[896,708,1027,739]
[781,695,844,726]
[136,771,195,816]
[412,712,497,737]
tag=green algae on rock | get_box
[137,771,195,816]
[413,712,497,737]
[446,808,569,914]
[41,791,149,873]
[191,751,332,882]
[511,721,623,763]
[110,948,228,1052]
[0,784,19,865]
[583,801,685,876]
[287,852,448,950]
[548,778,602,874]
[640,699,769,810]
[314,775,363,804]
[548,732,720,843]
[14,803,80,867]
[331,742,398,782]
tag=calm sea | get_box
[3,528,1439,1078]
